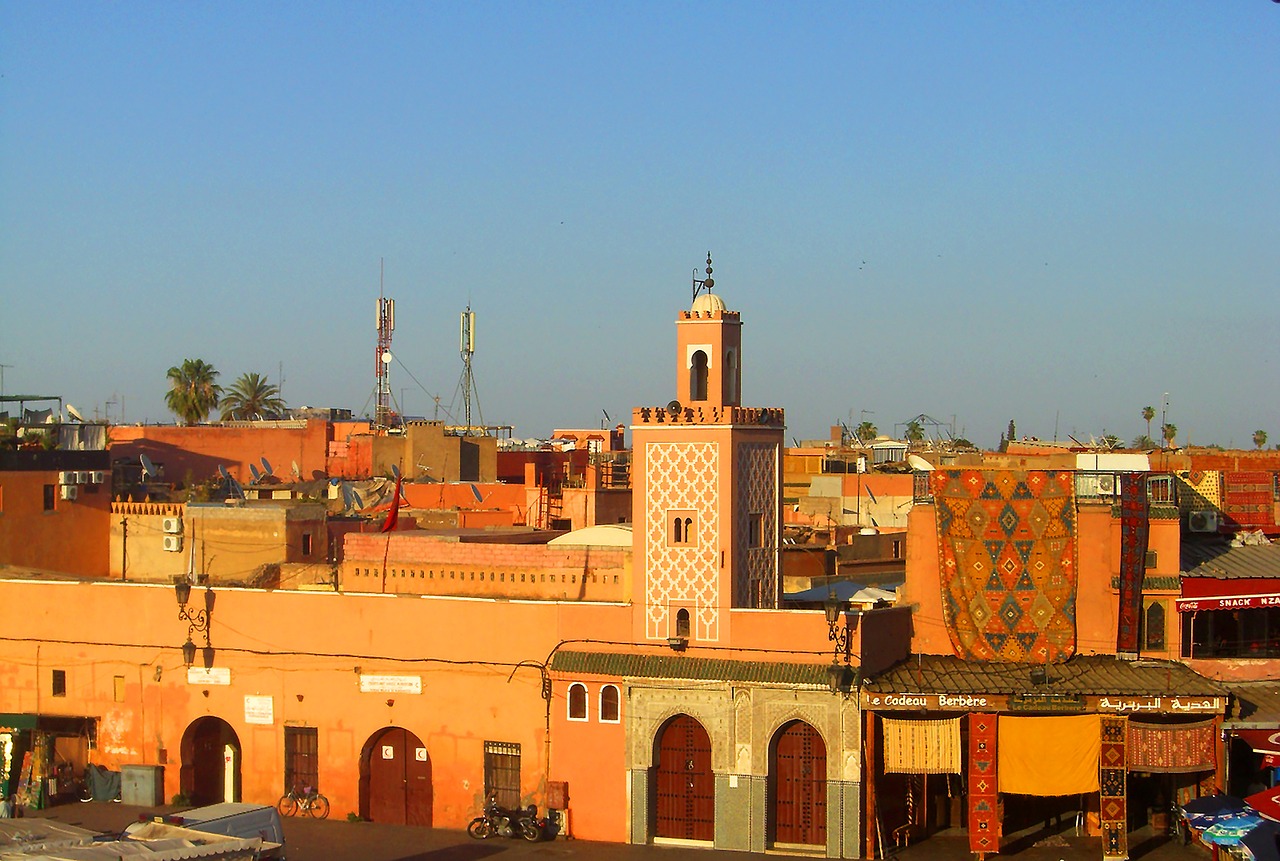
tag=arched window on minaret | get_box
[675,608,691,639]
[690,350,709,401]
[725,348,738,404]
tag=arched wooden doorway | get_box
[653,714,714,842]
[180,717,241,806]
[359,726,433,826]
[769,720,826,847]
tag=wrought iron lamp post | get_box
[176,579,216,669]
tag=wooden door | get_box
[367,727,432,826]
[654,715,714,841]
[772,720,826,846]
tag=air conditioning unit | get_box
[1188,510,1219,533]
[59,485,78,501]
[90,470,106,484]
[75,471,90,485]
[161,516,183,535]
[58,471,76,485]
[1096,474,1118,496]
[162,535,184,552]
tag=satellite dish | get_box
[261,457,273,475]
[907,454,934,472]
[66,404,85,422]
[666,400,682,413]
[381,351,393,364]
[292,460,301,480]
[228,477,245,499]
[249,463,262,482]
[140,454,156,480]
[340,483,355,510]
[757,410,772,425]
[391,463,401,479]
[218,464,230,480]
[469,483,484,503]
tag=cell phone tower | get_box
[459,304,483,435]
[374,262,396,430]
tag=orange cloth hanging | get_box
[998,714,1100,795]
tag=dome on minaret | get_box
[691,292,727,314]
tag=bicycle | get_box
[277,785,330,819]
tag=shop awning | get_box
[1235,728,1280,755]
[1177,577,1280,612]
[0,714,37,731]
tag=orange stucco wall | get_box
[110,422,330,487]
[0,579,625,825]
[0,469,112,577]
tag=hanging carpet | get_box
[1128,719,1217,773]
[1099,714,1128,861]
[968,713,1001,855]
[882,717,962,774]
[932,469,1078,662]
[1116,474,1148,656]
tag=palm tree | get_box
[1133,434,1156,449]
[855,421,878,442]
[1141,406,1155,443]
[1100,434,1122,450]
[165,359,221,425]
[220,372,286,420]
[905,420,925,444]
[1162,423,1177,448]
[1255,430,1269,450]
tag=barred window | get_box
[483,741,521,809]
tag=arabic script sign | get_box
[1096,696,1223,713]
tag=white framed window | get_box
[669,510,696,547]
[567,682,588,721]
[599,684,621,723]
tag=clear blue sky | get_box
[3,2,1277,449]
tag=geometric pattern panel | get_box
[1117,474,1149,656]
[1099,714,1127,861]
[645,441,721,641]
[932,469,1078,663]
[967,713,1000,855]
[1127,719,1217,773]
[1223,471,1275,528]
[735,442,778,609]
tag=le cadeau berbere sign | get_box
[860,691,1225,715]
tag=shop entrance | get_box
[359,726,433,826]
[769,720,826,847]
[652,714,713,842]
[180,717,241,805]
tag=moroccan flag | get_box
[380,474,404,533]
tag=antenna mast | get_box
[374,260,396,430]
[459,305,482,435]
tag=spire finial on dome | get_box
[691,251,715,303]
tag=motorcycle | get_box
[466,795,543,842]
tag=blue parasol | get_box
[1181,794,1248,828]
[1242,819,1280,861]
[1198,812,1264,847]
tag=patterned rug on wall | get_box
[968,713,1000,856]
[1099,715,1128,861]
[932,470,1078,662]
[1117,474,1149,656]
[1128,719,1217,773]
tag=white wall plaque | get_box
[382,745,395,759]
[359,674,422,694]
[415,747,427,761]
[187,667,231,685]
[244,695,274,725]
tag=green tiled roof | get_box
[550,649,836,687]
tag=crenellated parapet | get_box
[632,405,784,427]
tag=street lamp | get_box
[176,579,216,668]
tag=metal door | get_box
[772,720,826,846]
[366,727,433,826]
[654,714,714,841]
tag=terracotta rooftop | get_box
[862,654,1226,697]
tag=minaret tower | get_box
[631,254,784,647]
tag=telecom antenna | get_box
[458,305,483,434]
[374,260,396,430]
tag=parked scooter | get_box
[466,794,543,841]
